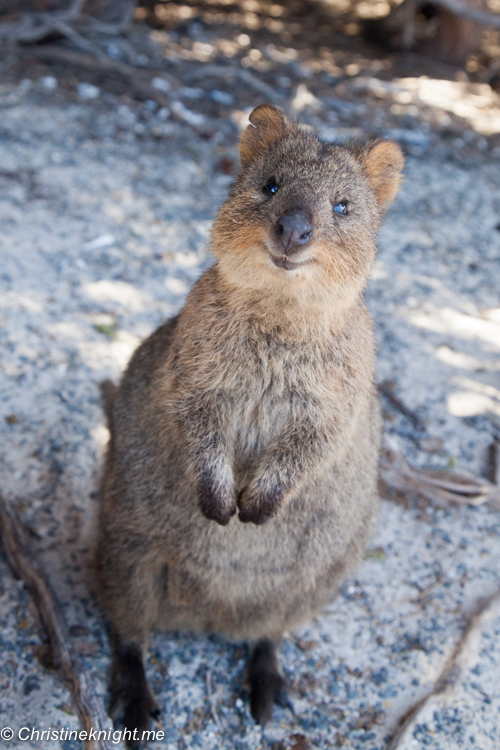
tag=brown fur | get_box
[94,105,403,740]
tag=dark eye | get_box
[263,178,279,196]
[334,201,348,216]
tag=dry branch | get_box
[490,438,500,486]
[367,0,499,63]
[205,668,222,730]
[379,0,500,33]
[18,42,173,87]
[0,490,113,750]
[385,588,500,750]
[186,63,279,101]
[378,382,426,432]
[432,0,500,28]
[16,45,204,128]
[0,0,135,47]
[380,444,500,510]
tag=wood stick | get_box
[385,588,500,750]
[53,20,109,59]
[15,45,201,127]
[377,382,426,433]
[380,444,500,510]
[17,43,179,86]
[490,439,500,487]
[186,63,279,101]
[205,668,222,730]
[0,0,134,43]
[402,0,417,49]
[0,490,113,750]
[431,0,500,29]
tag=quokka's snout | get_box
[274,206,313,252]
[95,103,403,748]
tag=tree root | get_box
[385,588,500,749]
[0,490,113,750]
[16,44,205,129]
[0,0,135,45]
[380,440,500,510]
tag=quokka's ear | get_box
[240,104,290,168]
[363,140,404,210]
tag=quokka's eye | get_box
[334,202,348,216]
[263,178,279,196]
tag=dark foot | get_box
[248,639,292,726]
[110,642,160,749]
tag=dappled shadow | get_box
[1,4,500,749]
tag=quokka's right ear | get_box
[240,105,290,168]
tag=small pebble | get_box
[385,128,430,148]
[83,234,116,251]
[211,90,234,106]
[151,77,172,93]
[106,42,121,59]
[77,82,100,100]
[171,101,205,127]
[40,76,58,90]
[178,87,204,100]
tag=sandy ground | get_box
[0,62,500,750]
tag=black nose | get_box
[275,210,312,254]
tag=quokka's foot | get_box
[248,639,293,726]
[110,643,160,749]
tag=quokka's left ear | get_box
[363,140,404,210]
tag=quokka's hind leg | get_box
[95,534,164,748]
[109,635,160,750]
[248,638,293,726]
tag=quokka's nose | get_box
[275,210,312,254]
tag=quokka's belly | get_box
[156,469,379,641]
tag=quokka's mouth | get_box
[270,255,312,271]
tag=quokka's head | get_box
[212,104,404,306]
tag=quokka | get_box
[95,104,404,746]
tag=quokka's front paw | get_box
[197,477,237,526]
[237,482,284,525]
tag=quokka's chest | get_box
[222,347,345,462]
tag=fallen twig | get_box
[18,43,179,87]
[491,439,500,487]
[0,0,85,44]
[0,490,113,750]
[205,668,222,730]
[16,45,203,128]
[366,0,500,63]
[491,439,500,486]
[0,0,134,50]
[378,382,426,432]
[376,0,500,39]
[401,0,417,49]
[431,0,500,29]
[380,443,500,510]
[186,63,279,101]
[385,588,500,750]
[52,20,108,59]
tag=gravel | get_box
[0,76,499,750]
